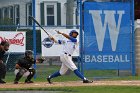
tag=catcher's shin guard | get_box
[14,68,26,83]
[14,72,23,83]
[25,68,36,82]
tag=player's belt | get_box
[64,52,71,56]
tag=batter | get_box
[47,30,93,84]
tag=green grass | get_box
[5,65,140,83]
[1,86,140,93]
[2,65,140,92]
[5,66,77,82]
[4,65,117,82]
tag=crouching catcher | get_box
[14,50,45,84]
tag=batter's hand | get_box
[50,37,55,41]
[50,37,57,43]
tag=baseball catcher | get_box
[14,50,44,84]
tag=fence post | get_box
[79,0,84,75]
[135,20,140,76]
[131,0,135,76]
[32,0,37,78]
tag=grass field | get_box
[5,65,140,82]
[1,65,140,93]
[1,86,140,93]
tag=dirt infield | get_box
[0,80,140,89]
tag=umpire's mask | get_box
[0,41,10,51]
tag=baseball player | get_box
[47,30,93,84]
[14,50,44,84]
[0,41,10,84]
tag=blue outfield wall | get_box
[83,2,134,71]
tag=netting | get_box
[0,0,81,83]
[0,0,136,83]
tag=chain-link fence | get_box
[0,0,136,83]
[0,0,81,83]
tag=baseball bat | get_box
[29,16,51,37]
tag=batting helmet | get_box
[25,50,33,58]
[69,30,79,36]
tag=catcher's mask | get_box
[25,50,33,59]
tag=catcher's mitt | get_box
[37,57,46,63]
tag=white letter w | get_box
[89,10,125,51]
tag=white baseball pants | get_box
[59,54,77,75]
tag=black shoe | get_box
[14,81,18,84]
[0,79,6,84]
[83,79,93,83]
[47,77,52,84]
[25,80,34,84]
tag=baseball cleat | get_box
[47,77,52,84]
[14,81,18,84]
[83,79,93,83]
[0,80,6,84]
[25,80,34,84]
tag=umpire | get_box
[0,41,10,84]
[14,50,44,84]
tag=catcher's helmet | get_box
[25,50,33,57]
[69,30,78,36]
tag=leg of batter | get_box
[62,54,87,81]
[47,54,93,84]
